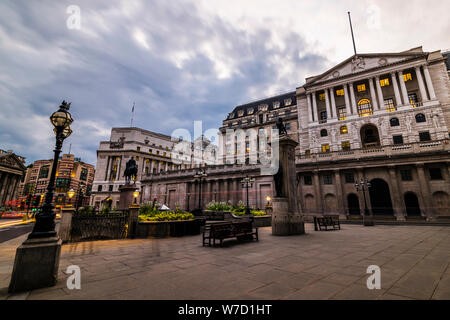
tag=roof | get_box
[227,91,296,120]
[443,51,450,70]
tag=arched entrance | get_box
[369,179,394,216]
[347,193,360,215]
[360,124,380,148]
[404,192,421,216]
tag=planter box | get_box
[253,215,272,228]
[136,218,204,238]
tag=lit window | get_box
[336,89,344,96]
[380,78,390,86]
[259,104,268,111]
[273,101,280,109]
[246,142,250,153]
[305,150,311,157]
[341,141,351,151]
[357,99,373,117]
[357,84,366,92]
[340,126,348,134]
[284,98,292,106]
[238,110,244,117]
[338,107,347,121]
[319,93,325,100]
[408,93,418,108]
[403,73,412,82]
[384,98,396,112]
[247,108,254,115]
[321,144,330,153]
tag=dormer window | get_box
[247,107,254,115]
[273,101,280,109]
[284,98,292,106]
[238,110,244,117]
[228,113,235,119]
[259,104,268,111]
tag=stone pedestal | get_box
[128,205,140,238]
[9,236,62,293]
[271,134,305,236]
[59,207,75,243]
[118,184,137,211]
[272,198,304,235]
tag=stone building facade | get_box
[0,149,26,207]
[103,46,450,220]
[18,154,95,208]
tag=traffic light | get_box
[26,195,31,206]
[32,196,39,207]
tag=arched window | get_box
[340,126,348,134]
[357,99,373,117]
[320,129,328,137]
[415,113,426,123]
[390,118,400,127]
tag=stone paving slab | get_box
[0,223,449,300]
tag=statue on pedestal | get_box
[276,117,288,136]
[123,157,138,184]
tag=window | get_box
[323,174,333,185]
[419,131,431,142]
[357,99,373,117]
[320,129,328,137]
[284,98,292,106]
[320,111,327,122]
[357,84,366,92]
[305,150,311,157]
[319,93,325,100]
[38,166,49,179]
[384,98,396,112]
[380,78,390,87]
[403,73,412,82]
[259,114,264,123]
[429,168,443,180]
[108,185,113,192]
[259,104,268,111]
[98,185,102,192]
[344,172,355,183]
[304,175,313,185]
[137,146,140,151]
[285,123,291,131]
[400,169,413,181]
[338,107,347,120]
[340,126,348,134]
[321,144,330,153]
[149,149,152,154]
[341,141,351,151]
[246,142,250,153]
[393,135,404,145]
[408,93,418,108]
[273,102,280,109]
[390,118,400,127]
[238,110,244,117]
[336,89,344,96]
[80,168,88,181]
[247,107,254,115]
[415,113,426,123]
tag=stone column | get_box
[324,89,331,121]
[369,78,379,110]
[349,83,358,115]
[329,88,337,119]
[343,84,352,116]
[334,170,345,217]
[391,72,402,106]
[415,66,428,102]
[423,65,437,100]
[223,179,228,202]
[312,92,318,123]
[307,93,313,123]
[416,164,434,220]
[388,166,405,221]
[375,76,385,110]
[398,71,409,105]
[313,171,323,214]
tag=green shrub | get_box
[78,206,95,215]
[206,201,233,211]
[139,211,194,222]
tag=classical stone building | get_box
[0,149,26,207]
[120,46,450,220]
[18,154,95,208]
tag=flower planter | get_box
[136,218,204,238]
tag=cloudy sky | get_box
[1,0,449,165]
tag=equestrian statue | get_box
[123,157,138,184]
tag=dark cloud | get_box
[0,0,328,165]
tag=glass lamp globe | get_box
[67,189,75,199]
[50,110,73,128]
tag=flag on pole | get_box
[131,102,135,127]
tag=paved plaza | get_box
[1,223,450,300]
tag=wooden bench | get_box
[202,221,258,247]
[316,215,340,231]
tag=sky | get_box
[1,0,449,166]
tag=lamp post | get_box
[193,169,207,213]
[133,191,140,204]
[241,175,255,215]
[67,188,75,207]
[355,178,374,226]
[75,182,86,213]
[29,101,73,239]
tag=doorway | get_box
[368,179,394,216]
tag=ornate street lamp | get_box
[241,175,255,215]
[29,101,73,239]
[193,169,207,212]
[67,188,75,207]
[133,191,140,204]
[355,178,374,226]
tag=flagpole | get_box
[348,11,357,55]
[130,102,135,127]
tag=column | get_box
[398,71,409,105]
[349,83,358,115]
[223,179,228,202]
[313,171,323,214]
[388,166,405,221]
[343,83,352,116]
[415,66,428,102]
[416,164,433,220]
[233,178,239,204]
[334,170,344,216]
[329,88,337,119]
[307,93,313,123]
[0,173,7,201]
[423,65,437,100]
[369,78,379,110]
[312,92,318,123]
[391,72,402,106]
[324,89,331,121]
[375,76,385,110]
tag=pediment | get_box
[307,52,427,86]
[0,154,26,171]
